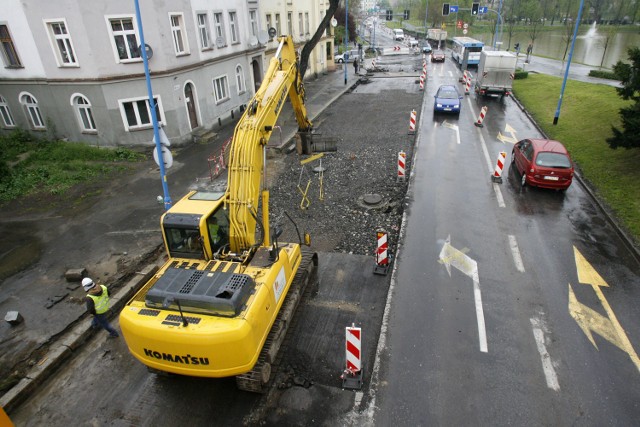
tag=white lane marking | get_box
[439,236,488,353]
[473,268,488,353]
[508,234,525,272]
[531,317,561,391]
[469,96,506,208]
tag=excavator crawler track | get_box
[235,248,318,393]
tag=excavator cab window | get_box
[207,209,230,255]
[165,227,203,259]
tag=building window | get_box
[0,95,16,128]
[213,12,226,47]
[108,17,141,62]
[266,14,272,40]
[0,24,22,68]
[305,12,310,35]
[229,12,239,44]
[298,13,303,37]
[44,20,78,67]
[213,76,229,104]
[20,93,45,130]
[72,94,96,133]
[196,13,211,50]
[235,65,245,94]
[118,96,164,131]
[170,13,188,55]
[287,12,293,37]
[249,10,258,38]
[275,14,281,37]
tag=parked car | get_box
[511,139,574,190]
[334,49,360,63]
[431,49,445,62]
[433,85,463,115]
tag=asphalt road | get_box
[368,51,640,425]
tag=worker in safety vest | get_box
[83,277,119,338]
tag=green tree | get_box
[606,47,640,149]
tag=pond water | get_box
[471,23,640,69]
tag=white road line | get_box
[508,234,526,272]
[473,268,488,353]
[530,317,560,391]
[468,97,506,208]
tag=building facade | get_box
[0,0,334,147]
[259,0,335,79]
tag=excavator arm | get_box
[226,36,312,257]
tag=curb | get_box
[1,264,159,414]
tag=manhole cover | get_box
[363,194,383,206]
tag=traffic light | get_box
[386,10,393,21]
[404,10,410,20]
[443,3,450,16]
[472,3,480,15]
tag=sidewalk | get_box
[0,67,355,413]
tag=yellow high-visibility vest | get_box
[88,285,109,314]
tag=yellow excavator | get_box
[119,36,318,393]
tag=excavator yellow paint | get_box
[119,36,316,390]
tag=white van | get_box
[393,29,405,41]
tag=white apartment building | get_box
[0,0,330,147]
[259,0,335,78]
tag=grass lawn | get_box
[513,74,640,242]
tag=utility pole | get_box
[554,0,585,125]
[344,0,349,85]
[134,0,172,209]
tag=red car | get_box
[431,49,445,62]
[511,138,574,190]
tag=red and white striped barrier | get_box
[465,74,471,95]
[341,324,363,389]
[491,151,507,183]
[423,61,427,73]
[408,109,417,135]
[393,45,401,51]
[474,106,488,127]
[419,71,425,90]
[397,150,406,181]
[372,59,376,68]
[373,229,389,275]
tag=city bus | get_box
[451,37,484,67]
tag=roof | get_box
[529,139,569,155]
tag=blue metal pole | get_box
[134,0,172,209]
[553,0,585,125]
[493,0,504,49]
[344,0,349,85]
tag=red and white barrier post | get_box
[341,324,363,389]
[491,151,507,183]
[408,109,417,135]
[374,229,390,275]
[465,72,471,95]
[474,106,488,127]
[419,70,425,90]
[397,150,406,181]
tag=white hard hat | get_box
[82,277,95,291]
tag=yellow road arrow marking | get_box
[571,246,640,373]
[573,246,608,287]
[497,131,517,144]
[568,284,624,349]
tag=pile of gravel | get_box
[268,83,423,257]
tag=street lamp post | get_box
[553,0,585,125]
[134,0,172,209]
[344,0,349,85]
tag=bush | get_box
[588,69,619,80]
[514,71,529,79]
